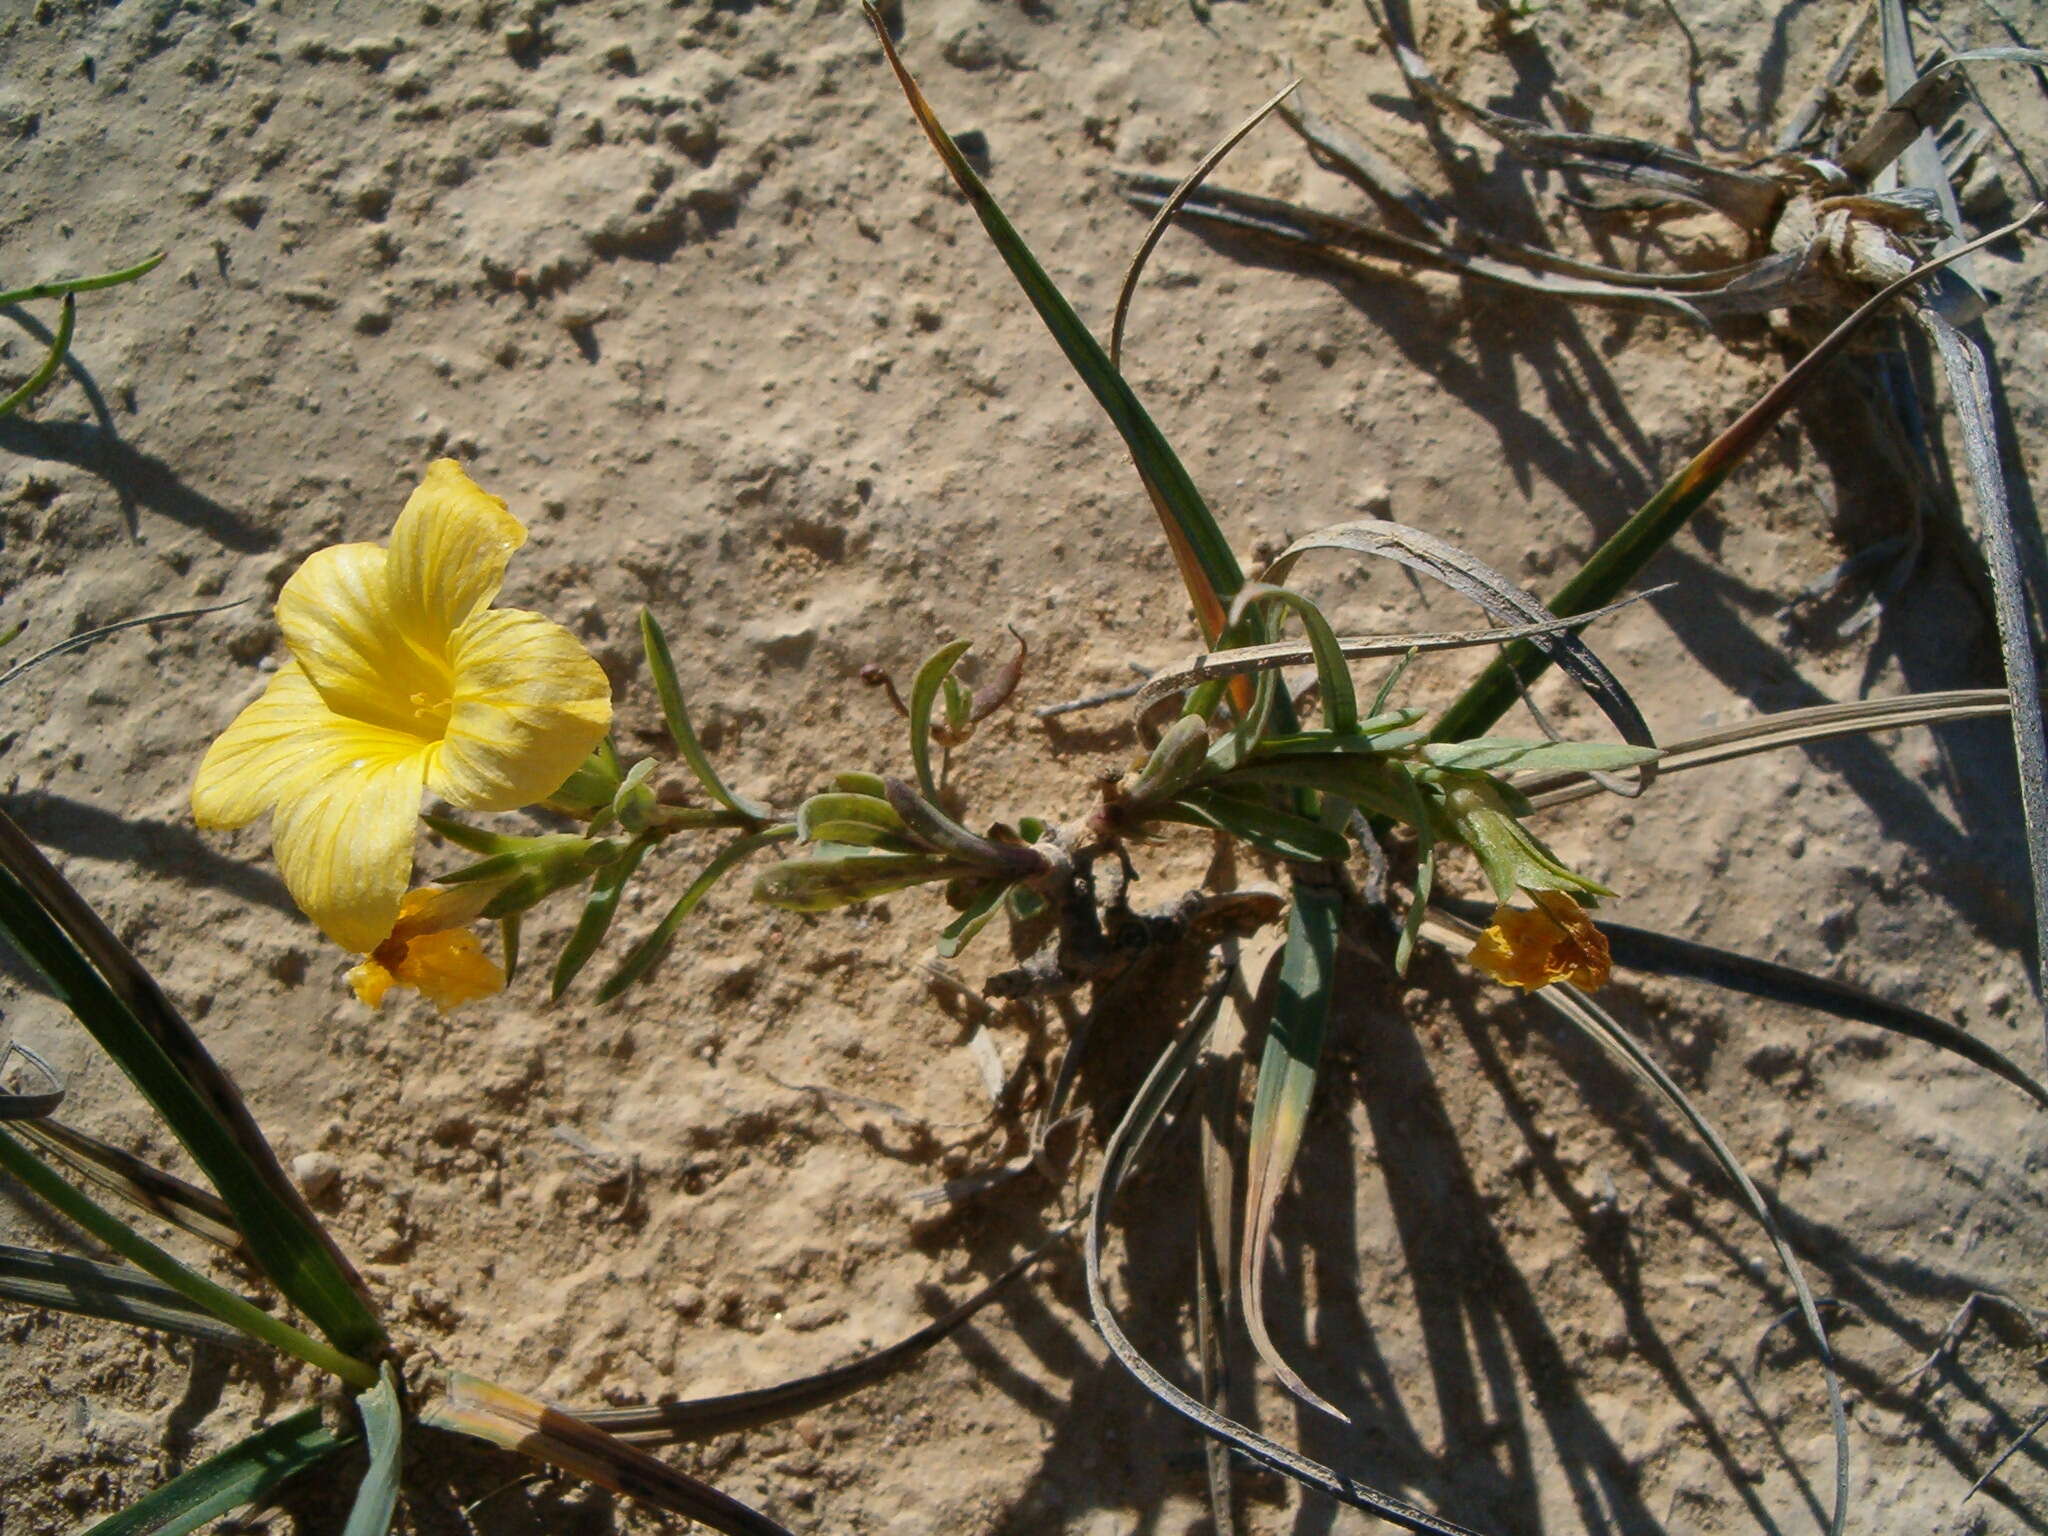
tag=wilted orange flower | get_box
[1468,888,1611,991]
[346,886,504,1013]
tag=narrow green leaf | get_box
[420,814,517,855]
[1240,888,1348,1421]
[0,813,385,1361]
[1158,794,1352,864]
[342,1362,404,1536]
[0,248,166,307]
[1125,715,1215,809]
[1230,584,1358,735]
[0,1127,375,1387]
[863,4,1244,637]
[499,912,522,985]
[1434,210,2042,743]
[795,793,905,842]
[936,880,1011,959]
[752,850,971,914]
[552,837,653,999]
[0,293,75,419]
[942,673,974,738]
[908,640,973,802]
[833,771,888,797]
[640,610,771,821]
[598,829,794,1002]
[80,1408,350,1536]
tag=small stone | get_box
[603,42,637,75]
[1982,980,2013,1016]
[293,1150,342,1201]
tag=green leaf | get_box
[0,1126,375,1386]
[598,829,794,1002]
[937,880,1011,959]
[342,1362,404,1536]
[795,792,905,843]
[0,248,166,307]
[942,673,974,738]
[1241,890,1347,1420]
[551,837,653,999]
[0,293,75,419]
[0,812,386,1362]
[908,640,973,802]
[833,771,888,797]
[1157,794,1352,864]
[864,6,1243,639]
[80,1408,350,1536]
[1419,739,1662,774]
[641,609,772,821]
[1229,585,1358,735]
[752,850,972,914]
[1124,715,1215,809]
[499,912,522,985]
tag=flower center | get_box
[407,689,453,736]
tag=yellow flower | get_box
[346,886,505,1013]
[193,461,612,952]
[1468,888,1612,991]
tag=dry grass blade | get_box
[1084,969,1497,1535]
[1131,591,1664,716]
[1264,521,1658,776]
[0,1242,256,1351]
[1112,79,1298,370]
[1382,37,1782,231]
[581,1234,1063,1444]
[1908,308,2048,1053]
[1516,689,2013,810]
[1423,912,1850,1536]
[425,1375,797,1536]
[18,1116,246,1255]
[1842,47,2048,186]
[1114,174,1715,322]
[0,598,251,691]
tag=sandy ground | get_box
[4,0,2048,1532]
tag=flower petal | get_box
[193,663,420,829]
[276,542,449,737]
[385,460,527,649]
[392,928,504,1012]
[271,742,430,953]
[428,607,612,813]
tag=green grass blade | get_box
[0,1242,253,1350]
[0,812,386,1361]
[909,640,974,801]
[0,1127,376,1387]
[863,3,1244,639]
[1434,207,2045,742]
[342,1363,404,1536]
[1231,585,1358,734]
[0,248,165,307]
[640,610,771,821]
[1239,887,1347,1421]
[0,293,75,418]
[598,829,794,1002]
[80,1408,350,1536]
[551,837,652,999]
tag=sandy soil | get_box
[4,0,2048,1532]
